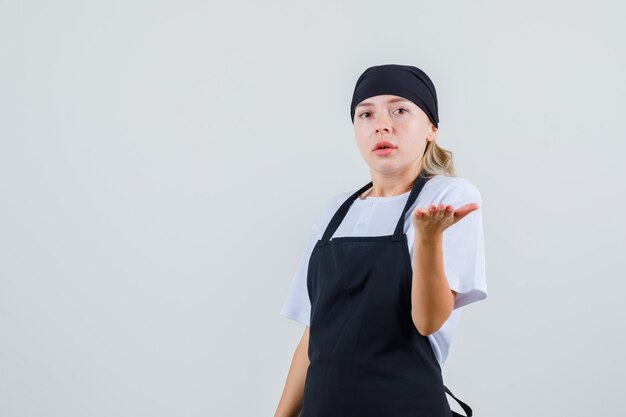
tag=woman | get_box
[275,64,488,417]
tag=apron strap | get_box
[444,385,473,417]
[320,181,373,244]
[319,168,431,244]
[391,169,430,241]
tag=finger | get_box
[456,203,480,217]
[413,208,427,219]
[437,203,446,219]
[453,203,480,221]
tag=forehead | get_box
[355,95,412,108]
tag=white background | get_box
[1,1,624,416]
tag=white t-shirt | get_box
[279,174,488,369]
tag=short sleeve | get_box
[279,204,327,327]
[279,225,318,326]
[441,183,488,310]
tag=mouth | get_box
[372,140,397,156]
[372,140,396,151]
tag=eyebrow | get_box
[355,97,411,108]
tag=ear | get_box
[429,126,438,142]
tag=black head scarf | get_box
[350,64,439,128]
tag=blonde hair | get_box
[421,139,457,177]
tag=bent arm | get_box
[411,235,456,336]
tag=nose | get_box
[375,113,392,134]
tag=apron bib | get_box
[302,169,473,417]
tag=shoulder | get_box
[323,190,353,217]
[330,189,354,206]
[423,174,482,204]
[311,189,353,229]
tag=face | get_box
[353,94,438,176]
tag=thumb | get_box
[452,202,480,223]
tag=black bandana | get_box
[350,64,439,128]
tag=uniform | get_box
[281,173,488,367]
[280,172,487,416]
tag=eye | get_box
[359,111,371,118]
[396,108,408,114]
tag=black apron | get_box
[302,169,473,417]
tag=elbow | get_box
[411,316,438,337]
[411,309,454,336]
[417,326,436,337]
[411,294,456,336]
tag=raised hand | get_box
[411,202,479,240]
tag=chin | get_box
[371,162,402,174]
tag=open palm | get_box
[411,202,479,239]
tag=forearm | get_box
[411,235,454,336]
[274,332,310,417]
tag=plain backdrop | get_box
[1,1,625,416]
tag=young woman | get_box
[275,64,488,417]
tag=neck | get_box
[361,165,424,199]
